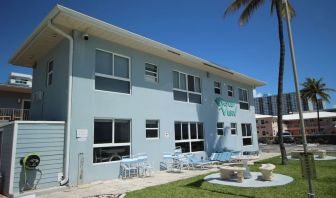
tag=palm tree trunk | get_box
[315,97,321,133]
[275,0,288,165]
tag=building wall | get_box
[30,39,69,121]
[285,117,336,135]
[0,91,31,109]
[256,117,284,138]
[64,31,258,185]
[0,123,15,197]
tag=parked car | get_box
[273,131,295,144]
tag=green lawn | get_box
[126,157,336,198]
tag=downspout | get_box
[47,20,73,186]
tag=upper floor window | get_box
[238,88,249,110]
[217,122,224,135]
[95,49,130,94]
[47,60,54,86]
[173,71,201,104]
[227,85,234,97]
[145,63,158,83]
[214,81,221,94]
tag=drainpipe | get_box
[47,20,73,186]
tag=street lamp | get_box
[282,0,315,197]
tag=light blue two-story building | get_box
[2,5,264,196]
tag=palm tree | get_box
[301,78,335,133]
[224,0,295,165]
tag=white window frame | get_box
[47,59,54,86]
[227,85,234,97]
[145,62,159,83]
[231,123,237,135]
[214,81,221,94]
[174,121,204,153]
[145,120,160,139]
[93,118,132,164]
[173,70,202,104]
[238,88,249,110]
[217,122,224,135]
[94,49,132,95]
[241,123,253,146]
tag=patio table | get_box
[231,155,259,179]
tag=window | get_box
[231,123,237,135]
[217,122,224,135]
[214,81,221,94]
[175,122,204,153]
[173,71,201,104]
[15,79,28,85]
[145,63,158,83]
[93,119,131,163]
[261,120,264,124]
[95,50,130,94]
[47,60,54,86]
[241,123,252,146]
[262,131,266,136]
[238,88,249,110]
[227,85,234,97]
[146,120,159,139]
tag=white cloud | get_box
[253,89,263,98]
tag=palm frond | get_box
[270,0,275,15]
[224,0,251,17]
[239,0,265,26]
[270,0,295,20]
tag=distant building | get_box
[255,114,286,139]
[8,72,32,87]
[256,111,336,139]
[254,92,326,115]
[0,73,32,121]
[283,111,336,135]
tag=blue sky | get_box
[1,0,335,108]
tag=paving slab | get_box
[21,153,279,198]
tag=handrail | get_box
[0,108,30,121]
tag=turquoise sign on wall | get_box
[215,97,237,117]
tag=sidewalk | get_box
[25,153,280,198]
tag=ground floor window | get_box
[93,119,131,163]
[241,123,252,146]
[146,120,159,139]
[231,123,237,135]
[217,122,224,135]
[174,122,204,153]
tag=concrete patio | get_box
[20,153,280,198]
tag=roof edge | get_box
[9,4,266,87]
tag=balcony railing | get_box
[0,108,30,121]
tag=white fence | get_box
[0,108,30,121]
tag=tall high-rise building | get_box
[254,92,326,115]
